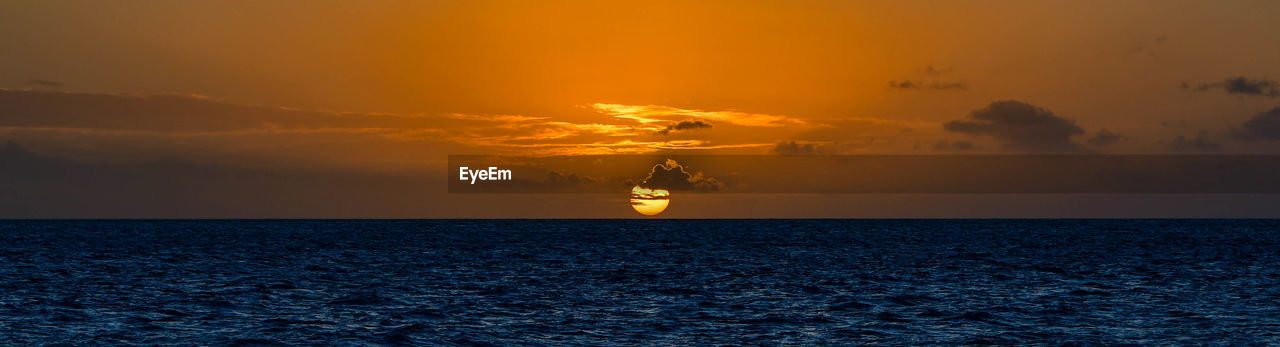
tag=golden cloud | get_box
[590,103,806,127]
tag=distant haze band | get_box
[448,155,1280,194]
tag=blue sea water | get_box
[1,219,1278,345]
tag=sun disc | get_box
[630,185,670,216]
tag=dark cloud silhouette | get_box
[933,141,974,151]
[889,80,967,90]
[26,80,64,89]
[1233,107,1280,141]
[656,119,712,135]
[1087,129,1123,147]
[772,140,825,155]
[1169,130,1222,152]
[637,159,722,192]
[944,100,1085,152]
[1184,77,1279,97]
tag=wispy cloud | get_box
[457,139,771,156]
[447,113,548,123]
[590,103,806,127]
[890,66,968,91]
[0,91,798,158]
[26,79,64,89]
[889,80,967,90]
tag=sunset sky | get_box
[2,1,1279,217]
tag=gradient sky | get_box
[2,1,1279,217]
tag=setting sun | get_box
[629,185,670,216]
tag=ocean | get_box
[1,219,1278,345]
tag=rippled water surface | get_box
[2,219,1279,345]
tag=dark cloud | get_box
[26,80,64,89]
[933,141,974,151]
[1087,129,1123,147]
[1184,77,1279,97]
[889,80,967,90]
[772,140,825,155]
[637,159,722,192]
[1169,130,1222,152]
[1233,107,1280,141]
[656,119,712,135]
[944,100,1085,152]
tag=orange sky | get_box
[2,1,1280,217]
[3,1,1280,163]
